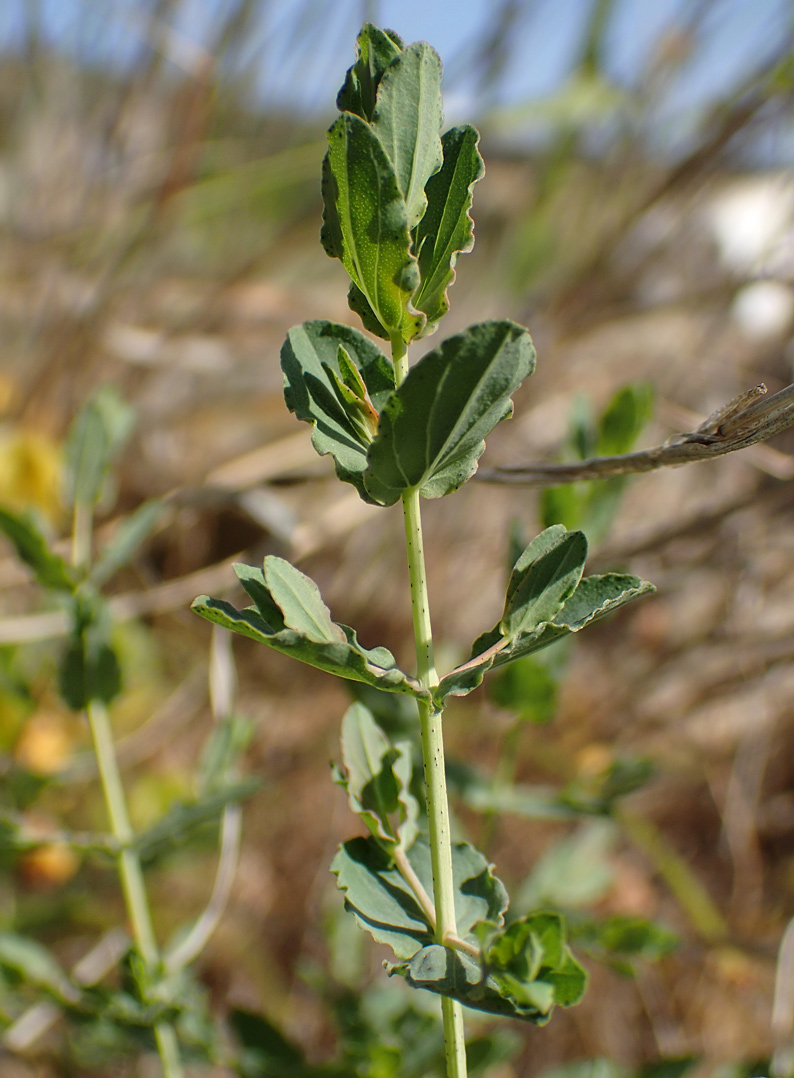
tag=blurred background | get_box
[1,0,794,1074]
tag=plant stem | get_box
[86,699,184,1078]
[393,333,467,1078]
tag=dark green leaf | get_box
[389,910,587,1023]
[365,321,535,505]
[413,124,485,333]
[371,42,443,230]
[435,572,653,704]
[501,529,587,639]
[59,613,122,711]
[64,386,136,509]
[0,506,76,592]
[91,500,165,586]
[321,113,422,339]
[281,320,395,501]
[192,561,425,700]
[332,836,508,960]
[336,23,404,121]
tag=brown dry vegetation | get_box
[2,3,794,1075]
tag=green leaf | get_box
[572,915,678,965]
[413,124,485,333]
[0,932,79,1003]
[371,41,443,230]
[0,506,76,592]
[192,561,425,700]
[64,386,136,509]
[501,529,588,639]
[388,910,587,1023]
[263,557,344,643]
[337,23,404,121]
[58,597,122,710]
[321,113,422,339]
[596,382,654,457]
[488,656,559,724]
[91,500,165,586]
[364,321,536,505]
[435,572,653,704]
[336,703,419,851]
[281,321,394,501]
[332,835,508,960]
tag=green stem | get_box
[86,701,184,1078]
[393,333,467,1078]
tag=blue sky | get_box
[2,0,791,135]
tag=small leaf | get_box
[413,124,485,333]
[597,382,654,457]
[58,599,122,711]
[371,41,443,230]
[0,506,76,593]
[337,702,403,848]
[91,500,165,586]
[389,910,587,1023]
[518,821,618,910]
[336,23,404,121]
[321,113,422,338]
[64,386,136,509]
[435,572,653,704]
[281,320,394,501]
[133,781,260,860]
[365,321,535,505]
[501,529,588,639]
[193,562,425,700]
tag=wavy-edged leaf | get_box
[336,23,404,121]
[192,561,425,700]
[335,703,419,851]
[321,113,422,338]
[0,506,76,593]
[501,529,587,638]
[435,572,653,704]
[413,124,484,333]
[388,911,587,1023]
[281,321,394,500]
[332,835,508,960]
[364,321,535,505]
[372,41,443,230]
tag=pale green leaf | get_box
[263,557,344,644]
[91,500,165,586]
[371,41,443,229]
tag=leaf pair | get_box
[331,703,586,1022]
[322,23,483,341]
[192,558,426,699]
[436,526,654,703]
[282,319,536,505]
